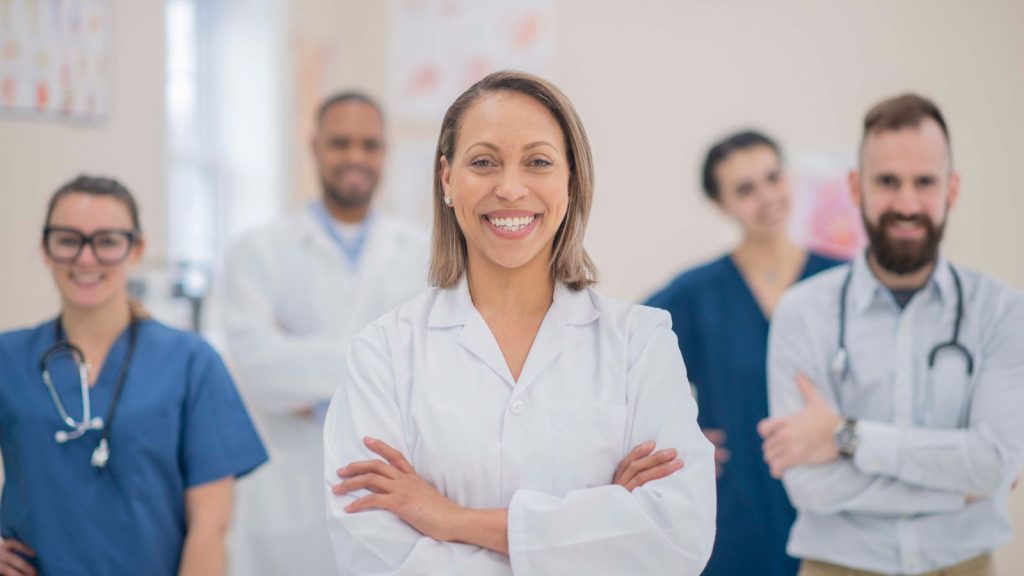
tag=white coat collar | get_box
[428,275,601,388]
[427,275,601,328]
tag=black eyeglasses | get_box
[43,227,138,265]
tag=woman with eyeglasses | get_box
[0,176,268,576]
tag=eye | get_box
[733,182,755,197]
[527,157,553,168]
[766,171,780,184]
[95,236,122,248]
[469,157,497,168]
[876,174,899,188]
[915,175,937,188]
[362,139,381,152]
[329,138,351,150]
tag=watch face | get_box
[837,423,857,455]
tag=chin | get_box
[60,285,115,310]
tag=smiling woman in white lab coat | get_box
[322,71,717,575]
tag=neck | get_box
[866,252,936,291]
[323,196,369,224]
[466,250,555,319]
[61,297,132,348]
[733,233,802,268]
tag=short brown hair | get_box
[861,93,951,155]
[429,70,598,290]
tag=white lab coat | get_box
[323,278,717,575]
[223,207,429,576]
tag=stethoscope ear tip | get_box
[55,430,68,443]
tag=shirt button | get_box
[510,401,526,415]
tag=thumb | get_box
[796,373,824,406]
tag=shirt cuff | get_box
[853,420,902,478]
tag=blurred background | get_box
[1,0,1022,569]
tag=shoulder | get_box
[645,255,732,308]
[375,213,429,241]
[351,289,436,350]
[776,263,850,323]
[228,210,313,255]
[0,320,53,359]
[137,319,224,366]
[588,289,675,363]
[957,267,1024,326]
[806,251,847,274]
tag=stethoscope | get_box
[39,316,138,469]
[831,264,974,385]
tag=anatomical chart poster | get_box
[388,0,552,123]
[0,0,113,123]
[790,153,866,260]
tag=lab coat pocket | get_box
[551,405,628,492]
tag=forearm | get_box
[783,460,965,516]
[448,508,509,556]
[178,526,227,576]
[855,420,1010,496]
[229,334,348,413]
[181,478,233,576]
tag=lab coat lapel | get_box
[431,279,517,386]
[514,283,601,394]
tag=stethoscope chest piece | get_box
[40,316,138,470]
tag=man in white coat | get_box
[223,92,429,576]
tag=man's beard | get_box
[863,209,945,275]
[322,165,376,211]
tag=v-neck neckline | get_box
[724,252,813,323]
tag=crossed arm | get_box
[758,295,1024,516]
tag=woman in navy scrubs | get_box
[646,132,843,576]
[0,176,267,576]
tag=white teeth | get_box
[488,215,536,232]
[71,273,103,285]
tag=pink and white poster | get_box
[388,0,552,123]
[790,153,867,260]
[0,0,113,123]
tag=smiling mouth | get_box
[69,271,105,286]
[485,214,537,233]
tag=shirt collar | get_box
[428,275,601,328]
[850,251,953,314]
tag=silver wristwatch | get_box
[834,418,858,459]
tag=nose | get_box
[76,241,100,265]
[494,168,529,202]
[891,182,922,215]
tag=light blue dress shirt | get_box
[768,253,1024,575]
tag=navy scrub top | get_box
[646,252,843,576]
[0,318,268,576]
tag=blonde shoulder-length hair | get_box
[428,70,598,291]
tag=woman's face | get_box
[43,193,143,311]
[440,91,570,275]
[714,145,792,240]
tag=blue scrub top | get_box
[646,252,843,576]
[0,318,268,576]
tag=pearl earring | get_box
[444,196,453,207]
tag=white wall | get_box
[0,0,166,330]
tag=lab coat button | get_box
[510,401,526,415]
